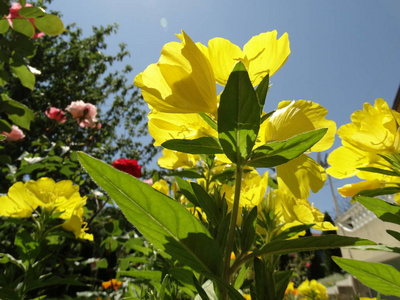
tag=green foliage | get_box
[218,61,260,165]
[333,257,400,297]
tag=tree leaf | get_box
[78,152,223,276]
[11,18,35,38]
[162,137,223,154]
[18,7,46,18]
[356,196,400,225]
[10,63,35,90]
[1,96,35,130]
[218,61,260,164]
[249,235,376,260]
[34,14,65,36]
[332,257,400,297]
[248,128,327,168]
[0,19,9,34]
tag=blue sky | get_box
[49,0,400,217]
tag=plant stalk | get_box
[222,163,243,298]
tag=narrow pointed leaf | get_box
[218,61,260,164]
[191,182,220,225]
[356,196,400,225]
[199,113,217,131]
[162,137,223,154]
[357,167,400,177]
[249,235,376,260]
[332,257,400,297]
[78,152,223,276]
[353,187,400,200]
[248,128,327,168]
[255,74,269,109]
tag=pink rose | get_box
[1,125,25,141]
[65,100,99,128]
[7,3,45,38]
[143,178,153,185]
[112,159,142,178]
[45,107,66,123]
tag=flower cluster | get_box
[45,100,101,129]
[285,280,328,300]
[135,30,336,200]
[0,177,93,240]
[327,98,400,197]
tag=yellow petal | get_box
[152,179,170,196]
[277,155,326,199]
[157,149,201,169]
[134,31,217,114]
[148,109,216,147]
[243,31,290,86]
[337,179,384,197]
[207,37,245,86]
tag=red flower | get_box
[112,159,142,178]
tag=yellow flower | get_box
[222,169,269,208]
[298,279,328,300]
[152,179,170,196]
[242,293,252,300]
[285,281,299,296]
[337,98,400,153]
[327,99,400,184]
[0,177,86,219]
[62,213,94,241]
[203,30,290,86]
[134,31,217,114]
[148,109,217,147]
[337,179,384,197]
[158,149,201,170]
[135,30,289,114]
[258,100,336,199]
[266,189,336,234]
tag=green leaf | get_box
[0,119,12,132]
[274,224,313,240]
[0,253,25,270]
[18,7,46,18]
[118,270,162,281]
[193,276,210,300]
[34,14,65,36]
[0,19,9,34]
[274,270,293,300]
[241,206,257,253]
[169,169,204,179]
[387,230,400,242]
[248,128,327,168]
[356,196,400,225]
[162,137,223,154]
[175,176,200,207]
[0,70,9,86]
[169,268,197,291]
[191,182,220,225]
[250,235,376,260]
[218,61,260,164]
[10,63,35,90]
[233,265,251,290]
[12,18,35,37]
[260,110,275,124]
[1,96,35,130]
[199,113,217,131]
[14,228,40,265]
[253,257,273,300]
[357,167,400,177]
[158,274,170,300]
[332,257,400,297]
[78,152,224,276]
[353,187,400,201]
[26,277,85,292]
[255,74,269,109]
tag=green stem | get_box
[222,163,243,297]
